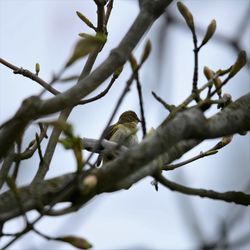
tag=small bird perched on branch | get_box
[96,110,141,166]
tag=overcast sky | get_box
[0,0,249,249]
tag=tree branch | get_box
[0,57,60,96]
[156,174,250,206]
[1,92,249,222]
[0,0,173,159]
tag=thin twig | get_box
[163,135,232,171]
[95,0,106,33]
[87,65,140,168]
[163,150,218,171]
[1,227,31,249]
[151,91,175,112]
[208,76,231,98]
[31,0,108,185]
[104,0,114,32]
[0,57,60,96]
[0,1,174,248]
[157,174,250,206]
[35,133,44,163]
[13,124,48,161]
[135,74,147,138]
[1,173,77,249]
[0,0,172,159]
[38,67,66,97]
[78,74,117,105]
[166,13,250,68]
[160,71,225,126]
[85,61,146,169]
[32,227,54,240]
[190,26,201,102]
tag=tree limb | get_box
[0,93,249,222]
[156,174,250,206]
[0,0,173,159]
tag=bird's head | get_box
[118,110,141,124]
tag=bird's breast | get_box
[109,124,138,148]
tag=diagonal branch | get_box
[0,57,60,95]
[0,0,173,159]
[0,92,249,223]
[156,174,250,206]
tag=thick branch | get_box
[0,93,249,222]
[0,0,173,159]
[206,92,250,137]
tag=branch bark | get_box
[0,0,173,159]
[0,93,249,223]
[157,174,250,206]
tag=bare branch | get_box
[0,57,60,95]
[78,73,117,105]
[157,174,250,206]
[0,0,173,159]
[1,90,249,221]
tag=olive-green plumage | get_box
[97,110,140,166]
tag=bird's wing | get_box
[104,124,116,140]
[96,124,116,167]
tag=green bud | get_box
[113,66,123,78]
[214,77,222,96]
[205,150,218,156]
[35,63,40,75]
[56,236,92,249]
[228,50,247,78]
[129,54,138,71]
[221,135,233,146]
[200,19,216,47]
[76,11,96,30]
[177,2,194,31]
[140,40,152,64]
[203,66,214,80]
[203,66,221,96]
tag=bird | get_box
[96,110,141,166]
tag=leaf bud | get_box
[177,2,194,31]
[200,19,216,47]
[229,50,247,78]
